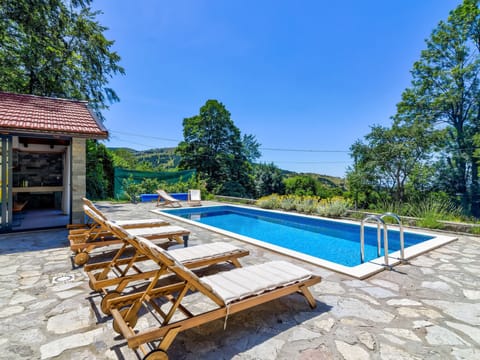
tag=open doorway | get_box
[11,136,71,230]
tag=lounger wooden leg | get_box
[182,235,188,247]
[299,285,317,309]
[229,258,242,268]
[158,326,181,352]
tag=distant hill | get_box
[108,147,181,170]
[281,170,345,190]
[108,147,345,189]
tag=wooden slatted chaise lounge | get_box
[108,235,322,360]
[86,220,249,315]
[70,203,189,266]
[68,198,170,240]
[155,190,182,208]
[187,189,202,206]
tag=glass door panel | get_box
[0,135,13,232]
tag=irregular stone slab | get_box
[46,307,92,334]
[14,328,46,344]
[380,343,422,360]
[340,318,369,327]
[314,318,335,333]
[451,347,480,359]
[39,328,105,359]
[19,276,41,287]
[316,281,345,294]
[0,305,24,318]
[360,286,396,298]
[28,298,58,311]
[343,280,369,288]
[385,328,421,342]
[446,321,480,345]
[463,289,480,300]
[324,296,395,323]
[0,265,19,276]
[370,279,399,291]
[410,257,438,267]
[335,340,369,360]
[437,275,462,287]
[55,289,84,299]
[9,292,37,305]
[423,300,480,325]
[421,281,453,293]
[380,334,405,345]
[298,345,333,360]
[386,299,421,306]
[241,338,284,360]
[352,293,380,305]
[397,307,442,319]
[357,331,376,350]
[425,325,467,346]
[420,268,435,275]
[288,327,320,342]
[413,320,433,329]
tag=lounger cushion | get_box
[201,261,313,305]
[136,237,178,266]
[168,242,239,263]
[113,219,167,226]
[126,225,188,237]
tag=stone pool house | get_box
[0,91,108,232]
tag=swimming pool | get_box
[154,205,456,278]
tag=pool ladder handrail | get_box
[360,215,389,266]
[380,212,405,263]
[360,212,405,267]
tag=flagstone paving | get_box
[0,201,479,359]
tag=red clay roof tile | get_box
[0,92,108,138]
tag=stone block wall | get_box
[71,138,86,224]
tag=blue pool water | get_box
[163,206,434,267]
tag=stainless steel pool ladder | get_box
[360,212,405,267]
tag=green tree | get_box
[284,175,318,196]
[86,140,114,199]
[176,100,259,195]
[253,163,285,197]
[348,123,437,206]
[0,0,124,118]
[394,0,480,215]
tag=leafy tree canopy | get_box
[176,99,260,195]
[0,0,124,118]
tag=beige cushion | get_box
[201,261,313,305]
[168,242,239,263]
[113,219,167,226]
[125,225,188,237]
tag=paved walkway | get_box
[0,201,479,359]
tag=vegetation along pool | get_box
[158,205,456,278]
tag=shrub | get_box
[256,194,281,209]
[256,194,352,217]
[280,195,297,211]
[295,196,318,214]
[316,196,352,217]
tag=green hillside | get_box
[108,147,181,170]
[108,147,345,189]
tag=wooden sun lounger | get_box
[108,235,322,360]
[156,190,182,207]
[86,221,249,315]
[69,202,187,266]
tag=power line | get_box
[108,129,351,153]
[261,147,349,153]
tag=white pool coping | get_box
[151,204,458,279]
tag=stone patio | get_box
[0,201,479,359]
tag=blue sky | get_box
[94,0,462,177]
